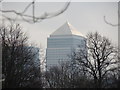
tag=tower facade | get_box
[46,22,86,68]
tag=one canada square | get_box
[46,22,86,68]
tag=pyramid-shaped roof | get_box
[51,22,85,37]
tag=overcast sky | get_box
[2,1,118,49]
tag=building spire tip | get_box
[65,20,70,25]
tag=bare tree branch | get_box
[104,16,120,27]
[0,0,3,3]
[0,1,70,23]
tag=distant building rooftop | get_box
[50,21,85,38]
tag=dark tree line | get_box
[0,24,42,88]
[44,61,93,88]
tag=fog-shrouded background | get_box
[1,1,118,49]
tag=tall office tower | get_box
[46,22,86,68]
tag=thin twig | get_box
[0,1,70,23]
[104,16,120,27]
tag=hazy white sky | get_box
[2,1,118,49]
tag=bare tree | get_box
[72,32,118,88]
[0,23,42,88]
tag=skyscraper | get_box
[46,22,86,68]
